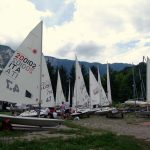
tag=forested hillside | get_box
[47,61,146,104]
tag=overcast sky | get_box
[0,0,150,64]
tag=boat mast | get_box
[139,68,145,100]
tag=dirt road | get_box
[73,114,150,142]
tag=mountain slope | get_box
[0,45,132,75]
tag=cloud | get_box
[115,40,140,52]
[0,0,52,49]
[128,0,150,33]
[30,0,75,26]
[76,42,105,58]
[144,42,150,47]
[56,43,74,57]
[0,0,150,64]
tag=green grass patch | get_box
[124,113,150,124]
[0,132,149,150]
[0,130,24,137]
[0,111,11,115]
[48,128,78,135]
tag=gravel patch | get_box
[73,115,150,142]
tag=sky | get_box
[0,0,150,64]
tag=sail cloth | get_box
[0,22,43,105]
[98,68,110,106]
[89,68,110,108]
[41,55,55,107]
[72,56,90,108]
[89,69,99,107]
[55,70,65,106]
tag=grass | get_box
[0,111,11,115]
[0,130,23,137]
[0,132,149,150]
[124,112,150,124]
[0,117,150,149]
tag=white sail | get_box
[41,55,55,107]
[0,22,42,105]
[147,57,150,102]
[98,68,110,106]
[107,63,112,104]
[72,56,90,108]
[89,69,99,108]
[56,70,65,106]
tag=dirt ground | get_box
[72,114,150,142]
[1,113,150,142]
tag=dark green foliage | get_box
[69,64,75,105]
[47,61,57,98]
[81,64,89,94]
[91,65,98,80]
[59,66,68,99]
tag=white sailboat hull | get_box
[71,108,91,118]
[124,100,147,107]
[95,107,116,115]
[0,114,64,127]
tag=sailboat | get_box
[136,57,150,117]
[89,68,108,113]
[98,67,110,107]
[88,68,103,114]
[89,67,110,109]
[95,63,116,115]
[19,54,55,117]
[124,63,147,107]
[89,68,100,109]
[71,56,91,117]
[0,21,63,127]
[55,70,66,106]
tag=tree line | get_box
[47,61,146,104]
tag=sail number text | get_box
[6,79,19,93]
[15,52,36,69]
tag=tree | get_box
[81,64,89,94]
[47,61,57,98]
[91,65,98,80]
[59,65,68,100]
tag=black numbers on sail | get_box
[6,79,19,92]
